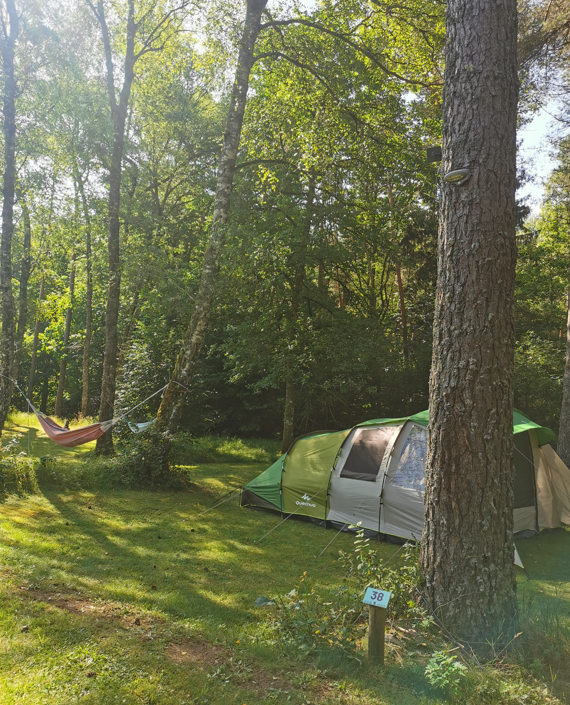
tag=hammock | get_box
[1,375,182,449]
[26,385,167,447]
[32,404,114,448]
[126,419,155,434]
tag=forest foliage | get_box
[0,0,568,444]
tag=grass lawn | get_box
[1,413,570,704]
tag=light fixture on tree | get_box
[443,168,471,186]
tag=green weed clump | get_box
[0,438,38,498]
[269,530,427,659]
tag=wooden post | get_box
[368,604,386,665]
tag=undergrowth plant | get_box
[0,438,38,497]
[269,528,428,659]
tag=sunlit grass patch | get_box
[0,447,568,703]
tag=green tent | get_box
[241,410,570,540]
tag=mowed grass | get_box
[1,413,570,703]
[0,466,428,705]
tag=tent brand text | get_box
[296,493,316,508]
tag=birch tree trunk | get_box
[0,0,19,434]
[55,253,76,417]
[420,0,519,640]
[152,0,269,460]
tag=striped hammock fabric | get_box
[32,404,114,448]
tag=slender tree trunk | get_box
[388,180,409,358]
[27,274,45,399]
[74,169,93,418]
[0,0,19,434]
[367,252,376,315]
[116,291,139,373]
[55,253,76,417]
[556,281,570,466]
[153,0,269,457]
[420,0,518,640]
[280,175,316,454]
[12,196,31,378]
[40,371,48,413]
[395,264,409,358]
[94,0,136,454]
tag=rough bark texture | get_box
[280,175,316,454]
[55,253,76,417]
[0,0,19,435]
[94,0,136,453]
[154,0,269,448]
[12,196,31,378]
[27,274,44,399]
[420,0,519,640]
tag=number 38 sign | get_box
[363,587,391,609]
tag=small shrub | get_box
[113,430,186,489]
[424,650,467,695]
[0,438,38,497]
[271,572,365,658]
[269,529,427,659]
[338,529,426,621]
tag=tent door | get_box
[380,422,426,541]
[327,425,401,531]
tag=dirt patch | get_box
[18,586,148,629]
[165,639,289,695]
[166,640,228,666]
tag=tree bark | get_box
[280,175,316,454]
[153,0,269,452]
[395,264,409,358]
[74,166,93,418]
[55,252,76,417]
[116,291,139,373]
[27,274,44,399]
[420,0,519,641]
[388,180,409,358]
[93,0,136,453]
[12,195,31,379]
[556,282,570,466]
[0,0,19,434]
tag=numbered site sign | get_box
[363,587,391,609]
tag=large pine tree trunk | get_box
[55,253,76,417]
[153,0,269,454]
[420,0,519,640]
[0,0,19,435]
[94,0,136,453]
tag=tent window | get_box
[340,427,395,482]
[393,426,427,491]
[514,432,536,509]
